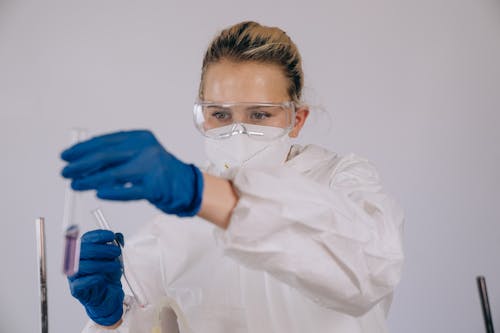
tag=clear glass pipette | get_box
[92,208,149,308]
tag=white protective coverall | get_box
[81,144,404,333]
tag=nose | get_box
[231,112,246,124]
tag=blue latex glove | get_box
[61,130,204,217]
[69,230,124,327]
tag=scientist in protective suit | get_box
[61,21,404,333]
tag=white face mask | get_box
[204,125,292,178]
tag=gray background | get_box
[1,0,499,332]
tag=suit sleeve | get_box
[214,154,404,316]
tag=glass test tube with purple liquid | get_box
[62,225,80,275]
[62,128,87,276]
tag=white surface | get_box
[1,0,499,332]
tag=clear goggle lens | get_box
[193,101,295,141]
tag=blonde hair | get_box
[199,21,304,104]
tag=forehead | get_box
[203,60,289,103]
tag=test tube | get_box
[62,128,87,276]
[92,208,149,308]
[62,224,79,276]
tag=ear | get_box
[289,107,309,138]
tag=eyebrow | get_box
[204,105,278,112]
[205,105,231,110]
[246,105,266,111]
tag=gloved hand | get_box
[69,230,124,327]
[61,130,204,217]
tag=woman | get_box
[61,21,404,333]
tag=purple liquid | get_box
[63,225,79,276]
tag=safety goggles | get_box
[193,101,296,141]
